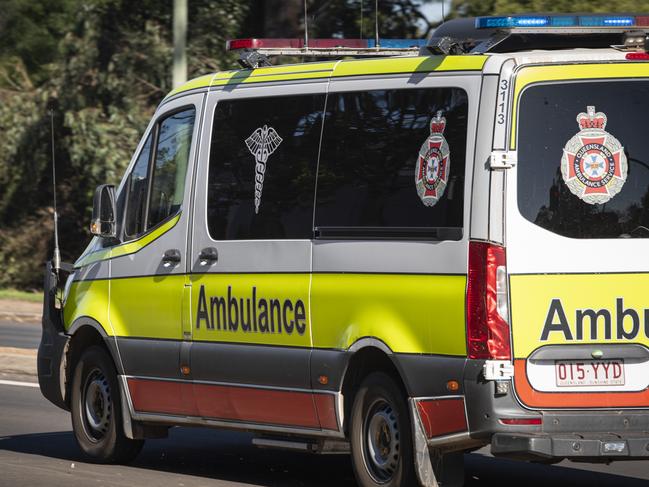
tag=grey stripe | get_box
[394,353,467,397]
[116,338,183,379]
[116,335,467,398]
[191,340,311,389]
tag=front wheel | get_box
[71,346,143,463]
[350,372,418,487]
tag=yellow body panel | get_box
[75,214,180,268]
[510,273,649,358]
[78,272,468,356]
[311,274,467,354]
[165,55,486,99]
[211,62,337,87]
[331,55,486,78]
[510,63,649,149]
[190,273,312,347]
[166,73,215,98]
[64,276,111,334]
[109,274,186,340]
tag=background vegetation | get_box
[1,0,647,290]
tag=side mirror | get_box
[90,184,117,238]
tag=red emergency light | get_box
[226,38,426,51]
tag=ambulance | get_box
[38,13,649,487]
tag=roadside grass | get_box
[0,289,42,303]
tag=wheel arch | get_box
[339,338,412,436]
[65,317,121,408]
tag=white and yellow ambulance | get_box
[38,13,649,487]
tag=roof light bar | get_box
[226,38,426,58]
[476,14,645,29]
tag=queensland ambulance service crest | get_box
[561,106,627,205]
[415,111,450,207]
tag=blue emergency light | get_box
[476,14,646,29]
[367,39,427,48]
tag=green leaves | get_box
[0,0,246,288]
[451,0,649,17]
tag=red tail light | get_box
[467,241,511,360]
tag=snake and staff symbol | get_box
[245,125,283,214]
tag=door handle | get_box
[162,249,182,267]
[198,247,218,266]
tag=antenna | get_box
[360,0,363,39]
[374,0,380,48]
[50,109,61,273]
[304,0,309,50]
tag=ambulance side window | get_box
[123,133,152,238]
[122,107,196,240]
[314,87,468,239]
[148,108,196,229]
[207,94,324,240]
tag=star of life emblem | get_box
[561,106,627,205]
[415,111,450,207]
[245,125,283,214]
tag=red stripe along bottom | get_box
[127,378,338,430]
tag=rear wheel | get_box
[71,346,143,463]
[350,372,417,487]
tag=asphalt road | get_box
[1,319,649,487]
[0,320,41,349]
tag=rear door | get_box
[506,63,649,409]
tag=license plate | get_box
[555,360,625,387]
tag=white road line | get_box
[0,379,39,388]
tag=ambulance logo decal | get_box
[561,106,627,205]
[245,125,283,214]
[415,111,450,207]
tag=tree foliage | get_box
[451,0,649,17]
[0,0,245,289]
[492,0,649,14]
[306,0,435,39]
[241,1,436,39]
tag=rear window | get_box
[517,80,649,239]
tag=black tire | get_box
[350,372,418,487]
[71,346,144,463]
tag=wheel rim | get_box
[82,367,112,442]
[363,399,400,483]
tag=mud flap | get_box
[118,375,135,439]
[409,398,439,487]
